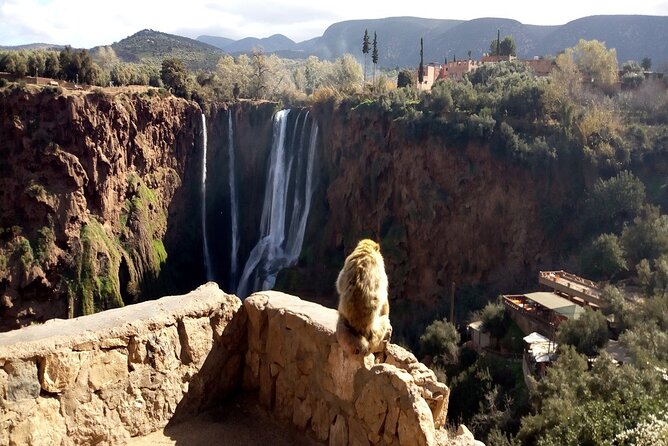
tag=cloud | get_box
[1,0,666,47]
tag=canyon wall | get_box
[0,86,205,330]
[280,102,579,335]
[0,87,577,334]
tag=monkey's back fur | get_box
[336,239,391,355]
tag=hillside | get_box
[112,29,225,71]
[196,15,668,68]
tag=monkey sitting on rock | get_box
[335,239,392,355]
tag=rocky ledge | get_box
[0,284,482,445]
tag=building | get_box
[415,55,555,90]
[538,270,602,308]
[503,291,585,338]
[416,63,441,91]
[467,320,491,351]
[522,331,557,382]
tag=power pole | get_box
[497,29,500,56]
[449,281,456,324]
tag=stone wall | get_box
[243,291,453,446]
[0,283,245,445]
[0,285,483,445]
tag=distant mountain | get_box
[112,29,224,70]
[195,15,668,69]
[539,15,668,64]
[5,15,668,71]
[196,34,297,54]
[196,35,235,49]
[0,43,64,51]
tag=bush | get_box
[419,318,460,364]
[584,171,646,235]
[578,233,627,280]
[556,307,609,356]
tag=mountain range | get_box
[3,15,668,70]
[196,15,668,69]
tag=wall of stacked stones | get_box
[0,283,245,445]
[242,291,451,446]
[0,284,475,445]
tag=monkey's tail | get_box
[336,317,369,355]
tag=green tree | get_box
[372,31,379,83]
[419,318,460,364]
[418,38,424,85]
[26,51,45,78]
[479,301,510,340]
[362,29,370,83]
[584,171,646,235]
[578,233,627,280]
[489,36,516,56]
[562,39,619,92]
[161,57,191,98]
[641,57,652,71]
[621,206,668,266]
[44,51,60,78]
[328,53,362,94]
[556,308,609,356]
[397,69,415,88]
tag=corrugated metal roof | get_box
[525,292,584,319]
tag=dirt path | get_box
[127,397,323,446]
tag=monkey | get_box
[335,239,392,355]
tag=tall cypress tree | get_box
[362,29,370,83]
[418,38,424,85]
[372,32,379,83]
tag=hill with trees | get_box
[110,29,224,71]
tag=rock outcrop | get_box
[0,285,483,445]
[0,86,202,330]
[0,283,244,445]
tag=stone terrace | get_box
[0,283,482,445]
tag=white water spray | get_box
[237,109,319,298]
[227,110,240,288]
[201,113,213,281]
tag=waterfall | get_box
[237,109,319,298]
[227,109,240,289]
[201,113,213,281]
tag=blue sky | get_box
[1,0,667,47]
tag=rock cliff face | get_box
[0,86,203,330]
[0,88,572,333]
[281,103,573,332]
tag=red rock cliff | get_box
[0,86,202,330]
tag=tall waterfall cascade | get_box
[237,109,319,298]
[227,110,240,289]
[200,113,213,281]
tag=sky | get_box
[1,0,668,48]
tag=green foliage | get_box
[397,69,415,88]
[34,225,55,266]
[161,57,191,98]
[489,36,517,56]
[578,233,627,280]
[419,318,460,364]
[476,301,510,339]
[556,307,609,356]
[518,346,667,446]
[70,219,124,315]
[621,206,668,266]
[584,171,646,235]
[59,46,103,85]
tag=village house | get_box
[416,54,555,90]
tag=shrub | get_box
[578,233,627,280]
[556,307,609,356]
[419,318,460,364]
